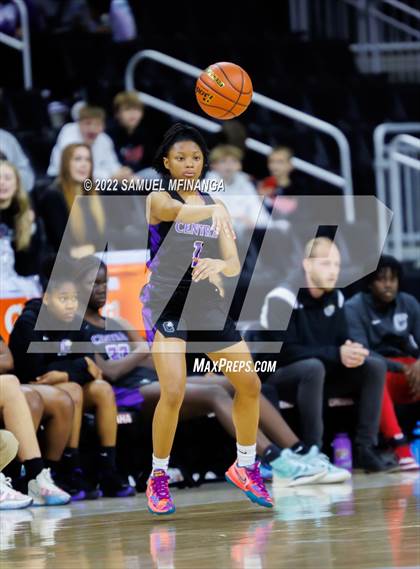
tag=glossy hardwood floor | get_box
[1,472,419,568]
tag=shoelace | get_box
[152,475,171,500]
[41,468,60,489]
[0,475,13,490]
[246,463,270,497]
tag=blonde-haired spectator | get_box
[0,160,44,276]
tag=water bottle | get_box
[109,0,137,43]
[411,421,420,465]
[332,433,352,472]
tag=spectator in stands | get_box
[0,129,34,192]
[258,146,303,215]
[47,104,132,181]
[346,255,420,471]
[260,237,390,472]
[108,91,148,173]
[0,160,45,276]
[40,143,106,258]
[78,255,332,485]
[0,374,70,507]
[207,145,269,239]
[8,258,134,499]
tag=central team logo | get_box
[163,321,175,334]
[58,338,73,356]
[324,304,335,317]
[393,313,408,332]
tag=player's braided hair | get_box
[153,123,209,178]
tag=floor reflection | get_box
[150,525,177,569]
[230,520,274,569]
[272,480,355,522]
[0,473,418,569]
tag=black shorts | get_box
[141,280,242,352]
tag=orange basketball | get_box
[195,62,253,120]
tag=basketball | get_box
[195,62,253,119]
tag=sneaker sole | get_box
[0,498,33,510]
[147,505,176,516]
[273,468,328,487]
[225,475,273,508]
[318,471,352,484]
[29,495,71,507]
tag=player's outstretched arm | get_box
[147,192,235,239]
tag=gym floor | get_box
[1,471,419,568]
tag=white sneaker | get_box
[302,446,352,484]
[270,448,328,487]
[27,468,71,506]
[398,456,420,471]
[0,472,33,510]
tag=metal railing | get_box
[290,0,420,79]
[125,49,355,222]
[374,124,420,260]
[0,0,32,89]
[350,41,420,81]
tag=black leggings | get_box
[266,357,386,447]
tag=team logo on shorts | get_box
[324,304,335,317]
[58,338,73,356]
[163,321,175,334]
[393,313,408,332]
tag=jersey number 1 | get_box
[191,240,204,268]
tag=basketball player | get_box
[141,123,273,515]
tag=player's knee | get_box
[0,374,20,394]
[54,389,74,420]
[63,382,83,408]
[23,388,44,418]
[161,384,185,409]
[362,356,387,384]
[238,374,261,399]
[302,358,326,382]
[87,379,115,404]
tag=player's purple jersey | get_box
[147,189,220,288]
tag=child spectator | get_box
[0,374,70,507]
[108,91,148,173]
[0,160,45,278]
[0,129,34,192]
[260,237,389,473]
[8,259,134,499]
[346,255,420,470]
[47,104,132,181]
[257,146,306,218]
[207,145,269,241]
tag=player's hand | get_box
[211,204,236,240]
[32,371,69,385]
[192,258,226,283]
[208,272,225,297]
[340,340,369,368]
[85,357,103,380]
